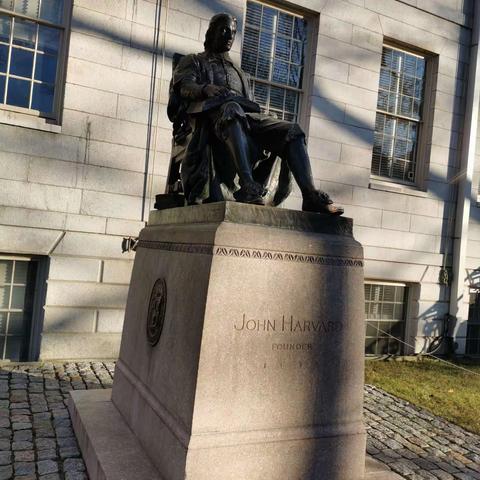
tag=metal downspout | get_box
[448,4,480,353]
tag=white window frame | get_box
[364,280,410,356]
[371,42,435,190]
[240,0,316,128]
[0,0,72,128]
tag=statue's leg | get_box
[248,114,343,215]
[214,102,266,205]
[284,138,343,215]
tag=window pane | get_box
[241,28,258,76]
[0,0,13,10]
[391,321,403,338]
[8,312,27,335]
[365,283,407,355]
[293,17,306,40]
[0,74,5,101]
[7,77,30,107]
[5,335,24,361]
[245,1,261,26]
[0,44,7,72]
[253,81,268,108]
[13,261,28,284]
[365,338,376,355]
[277,12,293,36]
[0,285,10,308]
[366,321,377,337]
[272,59,288,84]
[10,47,34,78]
[0,313,6,334]
[12,17,36,48]
[0,260,12,284]
[269,85,284,110]
[291,40,302,64]
[275,37,290,61]
[35,52,57,83]
[376,338,389,355]
[14,0,39,18]
[0,13,11,42]
[39,0,63,24]
[285,90,297,114]
[416,58,425,77]
[11,285,26,309]
[257,31,272,80]
[262,6,276,31]
[31,82,54,112]
[289,65,301,88]
[38,25,60,54]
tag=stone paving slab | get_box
[0,361,477,479]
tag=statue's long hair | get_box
[204,13,237,50]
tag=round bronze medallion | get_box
[146,278,167,346]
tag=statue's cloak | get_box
[167,52,293,206]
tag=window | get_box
[0,0,69,119]
[241,0,307,122]
[466,289,480,355]
[0,258,40,361]
[365,282,408,355]
[372,45,426,184]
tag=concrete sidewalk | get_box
[0,361,478,480]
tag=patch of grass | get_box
[365,358,480,435]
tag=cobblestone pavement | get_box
[0,362,478,480]
[365,385,480,480]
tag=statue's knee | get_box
[215,102,248,140]
[220,101,244,118]
[285,123,306,145]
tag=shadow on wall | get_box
[67,3,479,365]
[42,287,127,335]
[70,3,474,208]
[416,302,450,354]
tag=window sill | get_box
[0,107,61,133]
[369,178,429,198]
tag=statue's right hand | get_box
[203,84,229,98]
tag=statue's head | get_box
[204,13,237,53]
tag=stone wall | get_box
[0,0,476,358]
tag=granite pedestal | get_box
[70,202,370,479]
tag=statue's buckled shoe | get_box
[234,181,266,205]
[302,191,344,216]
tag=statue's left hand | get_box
[203,84,229,98]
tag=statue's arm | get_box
[173,54,206,100]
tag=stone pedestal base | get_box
[71,202,370,480]
[68,390,402,480]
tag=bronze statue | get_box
[166,13,343,215]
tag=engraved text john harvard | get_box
[234,314,343,333]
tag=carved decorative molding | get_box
[138,240,363,267]
[138,240,213,255]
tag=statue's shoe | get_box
[234,181,266,205]
[302,191,344,216]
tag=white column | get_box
[449,6,480,354]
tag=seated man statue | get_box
[167,12,343,215]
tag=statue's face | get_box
[211,18,236,53]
